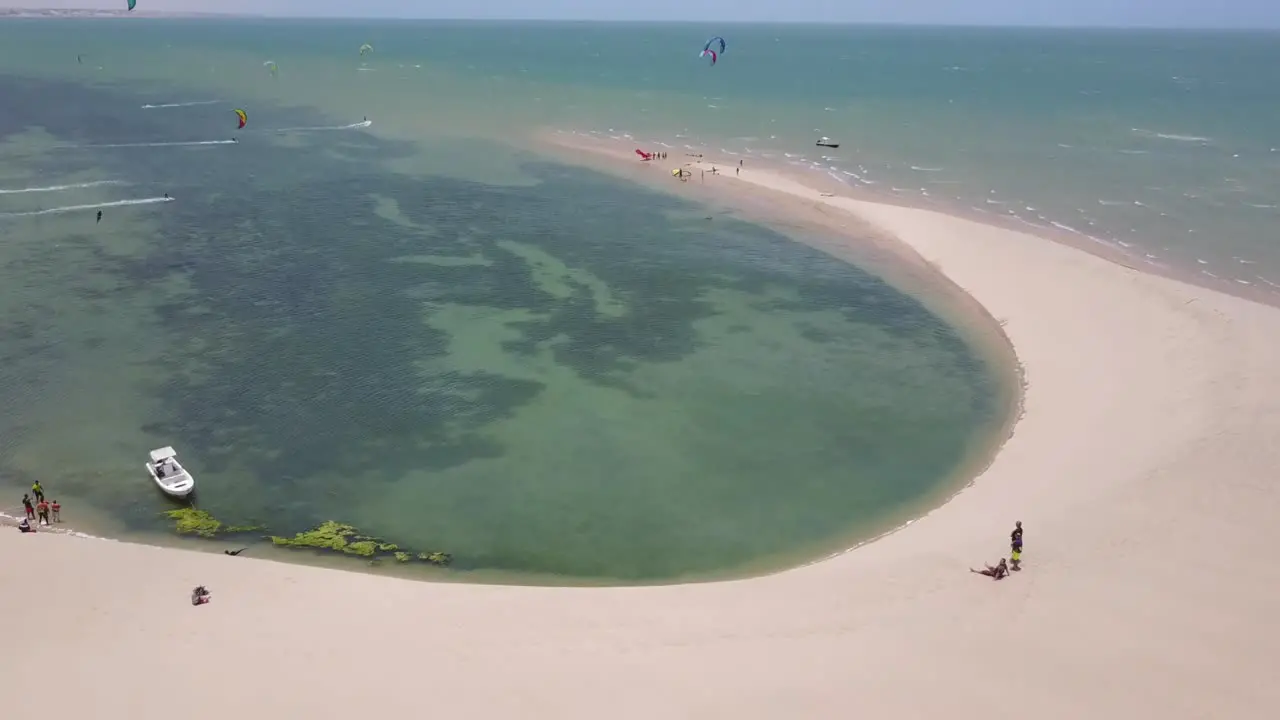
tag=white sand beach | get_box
[4,134,1279,719]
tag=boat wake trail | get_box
[1131,127,1213,144]
[0,196,174,218]
[81,140,237,148]
[140,100,220,109]
[272,119,372,132]
[0,180,125,195]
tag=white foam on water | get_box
[1131,127,1213,143]
[271,120,372,132]
[140,100,220,109]
[0,179,124,194]
[86,140,237,148]
[0,196,173,218]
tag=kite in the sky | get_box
[234,108,247,129]
[359,43,373,56]
[700,36,725,65]
[263,60,278,77]
[127,0,136,10]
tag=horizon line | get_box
[2,9,1279,31]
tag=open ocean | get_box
[3,19,1271,582]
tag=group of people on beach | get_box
[664,154,745,184]
[17,480,62,533]
[971,521,1023,580]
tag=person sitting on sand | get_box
[191,585,211,606]
[970,558,1009,580]
[18,517,34,533]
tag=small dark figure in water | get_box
[96,210,102,224]
[164,193,169,199]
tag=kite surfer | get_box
[96,210,102,224]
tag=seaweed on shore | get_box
[269,521,452,566]
[165,508,262,538]
[163,510,452,566]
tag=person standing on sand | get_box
[50,499,60,523]
[1010,521,1024,570]
[35,498,49,526]
[22,494,34,520]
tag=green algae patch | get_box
[163,512,450,567]
[270,521,451,566]
[165,508,262,538]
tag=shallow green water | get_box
[0,22,1007,581]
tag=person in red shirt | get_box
[35,499,50,526]
[50,500,61,523]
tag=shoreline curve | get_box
[5,130,1280,717]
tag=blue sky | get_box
[8,0,1279,28]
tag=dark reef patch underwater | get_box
[0,74,1004,582]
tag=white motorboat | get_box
[147,446,195,498]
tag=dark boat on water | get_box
[816,136,840,148]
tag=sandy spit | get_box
[4,132,1279,719]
